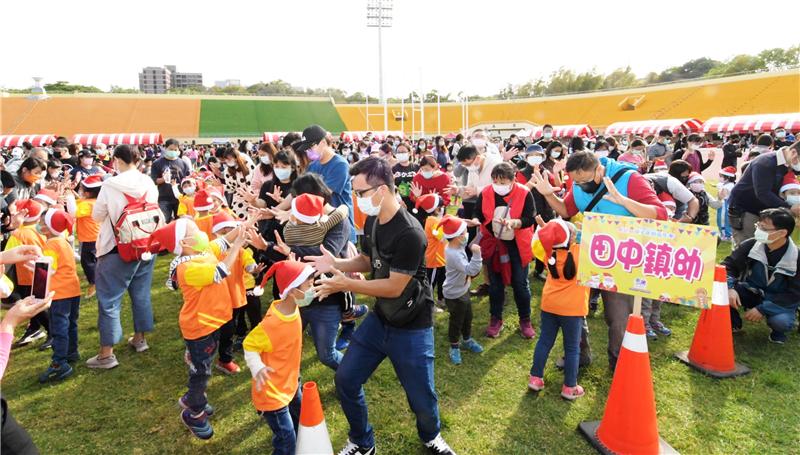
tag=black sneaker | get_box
[769,331,787,345]
[470,283,489,297]
[338,440,376,455]
[15,327,45,347]
[425,434,456,455]
[37,337,53,351]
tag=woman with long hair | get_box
[221,147,256,219]
[251,142,276,195]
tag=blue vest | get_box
[573,158,636,216]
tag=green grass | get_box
[3,241,800,454]
[198,99,347,138]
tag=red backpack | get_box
[113,194,164,262]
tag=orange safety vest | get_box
[251,303,302,412]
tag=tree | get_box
[706,54,764,77]
[110,86,140,93]
[758,46,799,70]
[603,67,639,89]
[43,80,102,93]
[656,57,721,82]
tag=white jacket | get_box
[92,168,159,257]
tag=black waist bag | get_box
[368,218,431,327]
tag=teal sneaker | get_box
[449,347,462,365]
[461,338,484,353]
[38,362,74,383]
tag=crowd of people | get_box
[0,123,798,455]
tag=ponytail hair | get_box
[546,249,576,281]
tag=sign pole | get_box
[632,295,642,317]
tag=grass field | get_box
[198,99,347,138]
[3,239,800,454]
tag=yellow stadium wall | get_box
[335,70,800,134]
[0,95,201,138]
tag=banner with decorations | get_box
[577,213,717,309]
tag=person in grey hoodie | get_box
[86,145,159,370]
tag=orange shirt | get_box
[75,198,100,243]
[5,225,46,285]
[352,191,367,235]
[178,195,196,218]
[209,242,252,309]
[243,302,302,412]
[194,214,215,238]
[424,216,446,268]
[43,237,81,299]
[176,254,234,340]
[541,244,588,317]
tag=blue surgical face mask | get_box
[274,167,292,181]
[164,149,179,160]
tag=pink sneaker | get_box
[561,384,585,401]
[528,375,544,392]
[485,317,503,338]
[519,318,536,339]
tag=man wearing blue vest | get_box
[531,151,667,372]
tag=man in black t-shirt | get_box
[150,138,189,223]
[308,157,454,455]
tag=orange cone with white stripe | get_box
[296,381,333,455]
[676,265,750,378]
[578,315,677,454]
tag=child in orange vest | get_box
[210,211,258,375]
[177,177,197,218]
[148,217,248,440]
[193,187,231,237]
[37,209,81,383]
[243,259,315,455]
[5,200,49,347]
[528,219,587,400]
[73,175,102,299]
[415,193,447,310]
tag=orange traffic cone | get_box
[675,265,750,378]
[579,315,677,454]
[296,381,333,455]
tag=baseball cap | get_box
[293,125,328,153]
[525,144,544,155]
[78,149,95,158]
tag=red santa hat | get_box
[291,194,325,224]
[253,260,316,299]
[143,218,189,258]
[780,172,800,194]
[43,208,74,235]
[413,193,440,214]
[433,215,467,239]
[34,188,59,206]
[658,192,676,211]
[537,219,571,265]
[207,187,227,206]
[81,174,104,188]
[211,210,239,234]
[719,166,736,178]
[13,199,43,223]
[687,172,704,184]
[193,189,215,212]
[653,159,668,172]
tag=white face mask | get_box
[396,152,409,162]
[792,161,800,172]
[274,167,292,181]
[689,143,700,151]
[776,131,787,139]
[492,183,512,196]
[551,151,561,159]
[787,194,800,205]
[753,227,772,244]
[421,170,434,179]
[527,155,544,166]
[357,189,383,216]
[183,186,196,196]
[543,132,553,139]
[259,155,271,165]
[595,150,609,158]
[472,138,486,148]
[689,182,705,192]
[226,160,236,167]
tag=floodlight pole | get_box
[367,0,392,134]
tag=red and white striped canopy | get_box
[262,132,289,143]
[0,134,56,148]
[71,133,163,146]
[604,118,703,136]
[702,113,800,134]
[530,124,595,139]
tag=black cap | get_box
[78,149,95,158]
[525,144,544,154]
[293,125,328,153]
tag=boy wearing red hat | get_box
[150,217,249,439]
[439,215,484,365]
[243,259,315,455]
[528,219,587,400]
[4,200,50,347]
[37,209,81,383]
[73,174,103,298]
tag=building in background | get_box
[139,65,203,94]
[214,79,241,88]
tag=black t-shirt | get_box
[150,157,190,203]
[721,143,741,168]
[360,208,432,329]
[392,162,419,208]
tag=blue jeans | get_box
[184,331,219,413]
[335,312,440,447]
[49,296,80,364]
[730,284,797,336]
[158,200,178,224]
[95,252,155,347]
[301,304,343,371]
[717,199,732,239]
[530,311,583,387]
[259,386,302,455]
[488,242,532,320]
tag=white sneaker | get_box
[338,440,376,455]
[425,434,456,455]
[86,354,119,369]
[128,336,149,353]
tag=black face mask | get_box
[677,176,689,185]
[577,177,601,194]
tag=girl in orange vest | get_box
[243,260,315,455]
[37,209,81,383]
[528,219,588,401]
